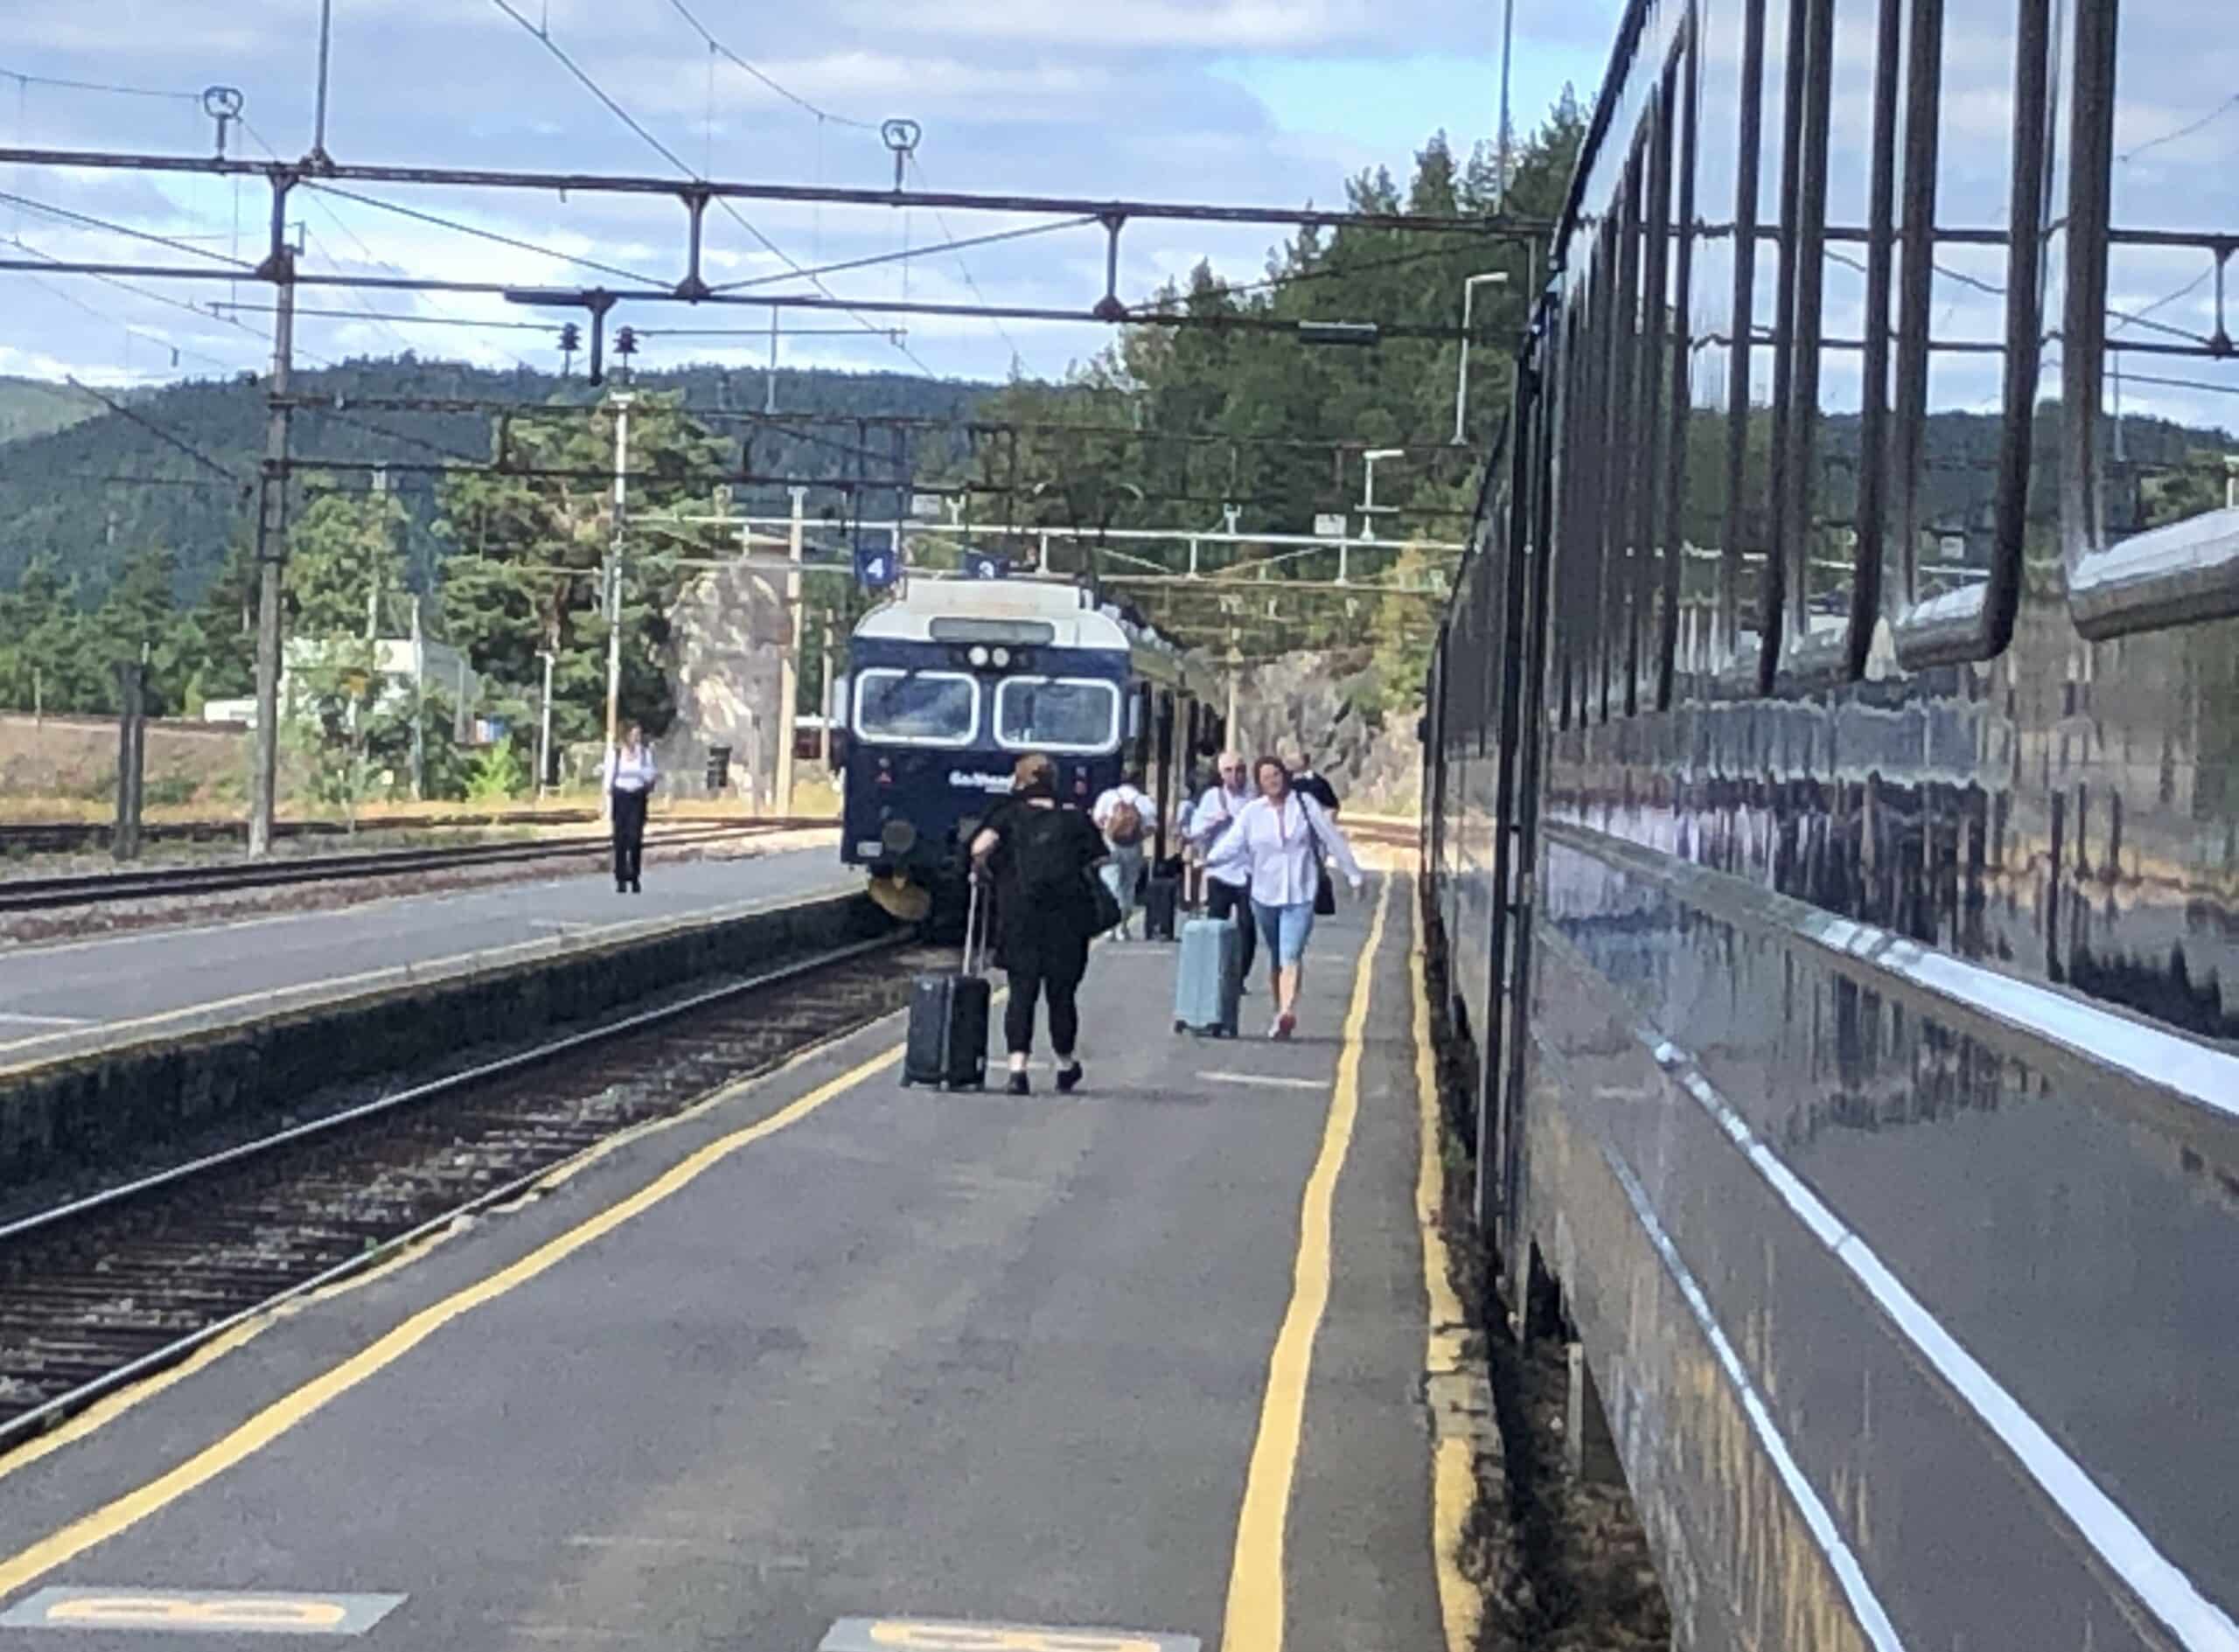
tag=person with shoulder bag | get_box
[1092,764,1154,941]
[1201,755,1365,1040]
[970,752,1113,1094]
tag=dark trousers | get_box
[1004,962,1082,1058]
[611,787,648,887]
[1205,877,1258,979]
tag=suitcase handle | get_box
[963,868,989,978]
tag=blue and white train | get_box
[838,576,1212,909]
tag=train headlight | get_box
[881,818,919,854]
[992,646,1012,667]
[967,645,990,667]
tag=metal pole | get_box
[114,659,145,863]
[1496,0,1516,215]
[408,596,424,799]
[776,485,805,817]
[537,643,555,799]
[817,608,834,770]
[1453,282,1476,446]
[603,394,632,819]
[248,182,296,859]
[765,311,778,413]
[311,0,336,164]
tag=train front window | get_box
[853,669,979,747]
[994,676,1120,754]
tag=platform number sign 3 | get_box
[855,542,898,591]
[966,552,1009,582]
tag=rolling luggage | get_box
[1173,915,1243,1037]
[1142,874,1181,942]
[903,876,991,1090]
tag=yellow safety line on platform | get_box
[0,1039,905,1602]
[1220,876,1392,1652]
[1412,915,1481,1652]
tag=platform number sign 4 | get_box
[855,542,898,591]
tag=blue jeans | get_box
[1100,843,1146,931]
[1251,899,1316,967]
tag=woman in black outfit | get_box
[969,751,1106,1096]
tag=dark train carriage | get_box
[840,576,1207,892]
[1426,0,2239,1645]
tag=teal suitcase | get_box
[1173,916,1243,1037]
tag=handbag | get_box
[1086,868,1125,935]
[1301,802,1339,916]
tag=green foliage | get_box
[282,634,385,828]
[288,482,407,638]
[464,741,530,803]
[432,391,735,748]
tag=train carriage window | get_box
[854,669,980,748]
[994,676,1122,754]
[1884,0,2054,667]
[2059,0,2239,641]
[1683,0,1748,685]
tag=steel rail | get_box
[0,925,909,1452]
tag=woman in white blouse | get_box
[603,722,659,894]
[1201,756,1364,1039]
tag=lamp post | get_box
[1361,448,1405,541]
[1452,271,1512,445]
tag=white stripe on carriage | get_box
[1601,1143,1908,1652]
[1643,1035,2239,1652]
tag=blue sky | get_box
[1,0,1628,387]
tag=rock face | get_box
[659,561,791,807]
[1231,651,1422,814]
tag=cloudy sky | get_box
[2,0,1618,388]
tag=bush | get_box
[464,742,529,804]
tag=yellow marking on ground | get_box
[0,979,922,1484]
[1412,919,1482,1652]
[0,1321,276,1491]
[0,1038,904,1601]
[1219,877,1392,1652]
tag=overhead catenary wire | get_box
[0,190,253,268]
[304,179,669,289]
[483,0,938,377]
[0,66,200,103]
[660,0,878,130]
[61,375,244,482]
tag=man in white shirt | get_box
[1188,749,1259,982]
[602,722,658,894]
[1091,766,1154,939]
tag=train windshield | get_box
[994,676,1120,754]
[853,669,979,746]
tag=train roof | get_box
[852,575,1202,691]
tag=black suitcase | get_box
[1142,873,1181,941]
[902,876,991,1090]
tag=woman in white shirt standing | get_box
[604,722,659,894]
[1202,755,1365,1039]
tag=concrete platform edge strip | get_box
[0,882,880,1193]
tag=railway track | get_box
[0,811,606,856]
[0,924,926,1449]
[0,819,825,913]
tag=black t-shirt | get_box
[980,798,1104,962]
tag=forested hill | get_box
[0,359,985,603]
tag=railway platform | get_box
[0,877,1461,1652]
[0,845,841,1066]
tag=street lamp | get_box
[1361,448,1405,540]
[1452,271,1512,445]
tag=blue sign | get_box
[854,542,898,590]
[966,551,1010,581]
